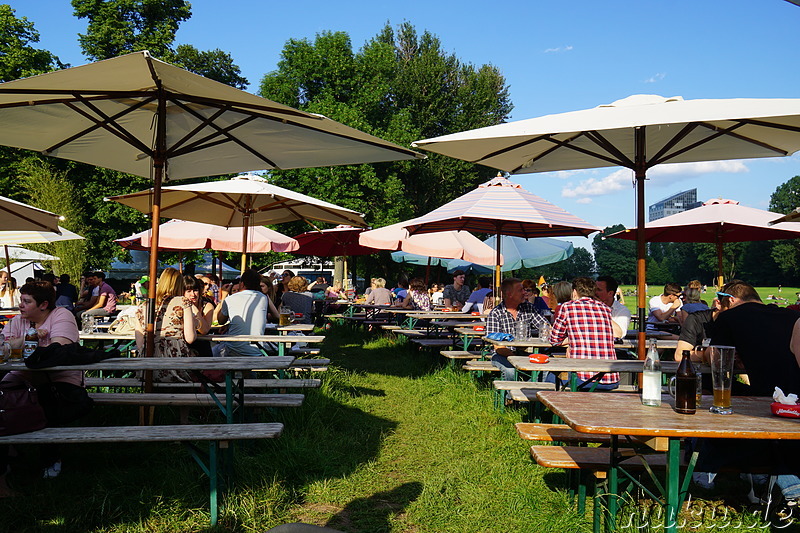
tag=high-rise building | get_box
[649,188,702,221]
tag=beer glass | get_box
[7,336,23,364]
[708,345,735,414]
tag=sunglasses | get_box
[716,291,734,299]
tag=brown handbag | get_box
[0,380,48,436]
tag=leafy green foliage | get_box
[593,224,637,283]
[524,247,596,281]
[170,44,248,89]
[71,0,191,60]
[0,4,64,81]
[259,23,513,228]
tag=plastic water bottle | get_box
[642,339,662,406]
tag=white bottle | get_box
[642,339,662,406]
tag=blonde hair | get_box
[374,278,386,288]
[287,276,309,292]
[156,268,185,306]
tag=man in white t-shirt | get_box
[647,282,682,329]
[595,276,630,338]
[214,269,268,356]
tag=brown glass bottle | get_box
[674,349,697,414]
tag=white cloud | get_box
[561,160,749,199]
[576,197,593,204]
[544,45,574,53]
[644,72,666,83]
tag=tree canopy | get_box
[259,23,513,229]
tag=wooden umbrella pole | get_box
[716,230,724,290]
[494,227,502,305]
[635,127,648,361]
[3,245,10,276]
[240,198,251,274]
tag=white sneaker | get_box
[42,461,62,479]
[692,471,716,489]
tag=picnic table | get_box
[484,336,679,351]
[538,392,798,533]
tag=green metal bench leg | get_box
[185,440,222,526]
[577,470,587,515]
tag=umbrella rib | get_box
[583,130,635,168]
[516,132,631,172]
[647,122,700,167]
[253,199,365,227]
[165,104,229,155]
[697,121,790,156]
[165,99,279,168]
[46,97,155,155]
[739,118,800,134]
[650,122,754,166]
[0,205,54,231]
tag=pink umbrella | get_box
[116,220,298,276]
[359,221,498,264]
[401,174,599,294]
[607,199,800,287]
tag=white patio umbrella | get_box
[108,174,363,271]
[0,51,421,360]
[413,94,800,356]
[3,246,59,262]
[0,196,61,234]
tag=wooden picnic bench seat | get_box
[394,329,427,338]
[462,360,500,373]
[515,423,614,445]
[440,350,482,360]
[380,324,401,331]
[85,377,321,389]
[0,422,283,526]
[410,338,454,348]
[89,392,305,407]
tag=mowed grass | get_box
[0,324,787,532]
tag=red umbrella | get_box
[608,198,800,287]
[292,225,379,257]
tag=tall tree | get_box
[72,0,191,60]
[259,23,513,227]
[592,225,636,284]
[0,4,64,81]
[530,247,596,281]
[770,175,800,284]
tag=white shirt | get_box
[647,294,680,326]
[611,300,631,335]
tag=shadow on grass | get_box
[324,481,423,532]
[320,324,444,379]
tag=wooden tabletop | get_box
[484,337,678,350]
[1,355,295,372]
[538,392,800,440]
[508,356,682,373]
[79,332,324,343]
[455,327,486,336]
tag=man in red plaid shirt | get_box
[549,277,619,390]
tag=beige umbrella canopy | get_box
[0,51,421,360]
[0,196,61,234]
[413,94,800,357]
[108,174,365,271]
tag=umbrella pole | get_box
[635,127,647,361]
[425,257,431,287]
[178,251,183,273]
[241,202,251,274]
[716,232,724,290]
[494,230,502,304]
[3,245,10,275]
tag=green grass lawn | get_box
[0,325,789,532]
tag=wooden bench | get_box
[0,422,284,526]
[493,381,556,410]
[380,324,401,331]
[462,360,501,374]
[440,350,481,359]
[515,422,613,445]
[85,377,322,390]
[410,338,454,349]
[394,329,427,338]
[89,392,305,408]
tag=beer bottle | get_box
[674,349,697,414]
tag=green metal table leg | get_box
[209,442,218,526]
[665,437,681,533]
[607,435,619,532]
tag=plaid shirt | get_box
[550,296,618,383]
[486,300,539,343]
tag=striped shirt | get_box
[549,296,618,383]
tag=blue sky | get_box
[9,0,800,251]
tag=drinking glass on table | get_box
[708,345,735,414]
[7,336,23,364]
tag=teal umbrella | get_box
[446,235,573,273]
[390,251,449,266]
